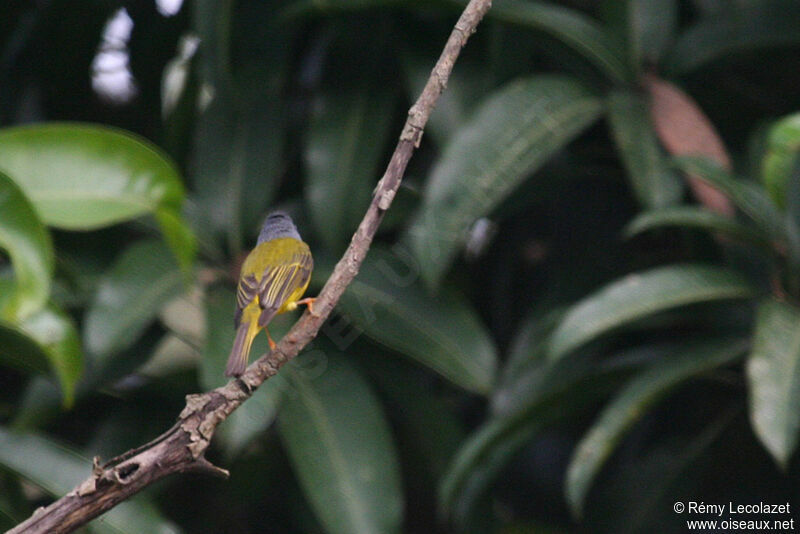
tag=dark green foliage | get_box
[1,1,800,533]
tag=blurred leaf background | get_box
[1,0,800,533]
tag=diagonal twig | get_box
[6,1,492,532]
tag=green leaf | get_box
[762,112,800,208]
[440,355,628,528]
[604,0,677,70]
[0,427,181,534]
[584,406,737,531]
[359,353,466,485]
[485,0,630,82]
[217,379,283,458]
[607,90,682,209]
[0,170,53,321]
[547,264,754,361]
[18,306,82,408]
[0,323,51,377]
[747,298,800,469]
[406,75,603,287]
[624,206,770,248]
[190,69,286,255]
[191,0,291,254]
[494,308,565,400]
[85,240,185,364]
[440,414,546,529]
[154,207,197,276]
[305,77,395,253]
[566,337,747,517]
[666,0,800,75]
[675,156,800,258]
[0,123,194,269]
[337,247,497,394]
[278,357,403,534]
[281,0,403,18]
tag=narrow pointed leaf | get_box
[0,427,181,534]
[0,123,194,269]
[675,157,798,255]
[85,240,185,364]
[337,247,497,394]
[191,72,285,255]
[407,75,603,287]
[485,0,630,82]
[0,171,53,321]
[278,357,403,534]
[603,0,677,70]
[747,298,800,469]
[441,355,629,528]
[548,264,754,361]
[624,206,770,248]
[566,337,747,517]
[607,90,682,209]
[305,79,395,252]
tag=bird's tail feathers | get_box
[225,321,257,377]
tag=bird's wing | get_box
[234,272,260,328]
[255,249,313,327]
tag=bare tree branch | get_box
[6,1,493,532]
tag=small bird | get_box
[226,211,314,377]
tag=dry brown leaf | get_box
[645,74,735,217]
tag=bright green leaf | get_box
[608,90,683,208]
[624,206,770,248]
[406,75,603,287]
[762,112,800,208]
[154,207,197,275]
[548,264,754,361]
[337,247,497,394]
[0,170,53,321]
[305,77,395,253]
[19,306,82,408]
[0,123,193,268]
[566,337,747,517]
[485,0,631,82]
[85,240,185,364]
[278,357,403,534]
[747,298,800,469]
[0,427,181,534]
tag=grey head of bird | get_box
[258,210,302,244]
